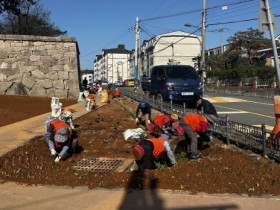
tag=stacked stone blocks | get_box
[0,35,80,98]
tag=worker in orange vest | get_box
[149,113,179,136]
[44,119,78,162]
[173,113,214,160]
[132,135,176,170]
[113,88,121,98]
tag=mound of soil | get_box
[0,95,280,197]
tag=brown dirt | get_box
[0,95,280,197]
[0,95,77,127]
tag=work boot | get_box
[189,153,202,160]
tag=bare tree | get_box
[0,0,66,36]
[0,0,35,15]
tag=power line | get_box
[140,0,257,22]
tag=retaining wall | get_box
[0,34,80,98]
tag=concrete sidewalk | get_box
[0,182,279,210]
[0,96,279,210]
[0,100,91,157]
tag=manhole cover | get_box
[73,157,124,173]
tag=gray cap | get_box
[140,101,146,108]
[54,126,69,143]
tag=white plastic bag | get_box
[51,103,62,118]
[123,128,147,141]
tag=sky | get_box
[40,0,280,70]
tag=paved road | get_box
[204,92,275,130]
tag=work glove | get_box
[50,149,56,156]
[167,132,173,139]
[162,129,169,134]
[55,156,61,163]
[208,135,214,142]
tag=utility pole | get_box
[259,0,280,86]
[134,17,140,87]
[210,28,229,54]
[201,0,207,91]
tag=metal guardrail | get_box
[119,87,280,162]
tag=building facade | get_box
[93,45,132,84]
[137,31,202,76]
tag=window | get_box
[151,67,158,77]
[166,66,199,80]
[157,67,164,80]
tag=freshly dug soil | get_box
[0,95,280,197]
[0,95,77,127]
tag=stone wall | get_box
[0,34,80,98]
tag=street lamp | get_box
[184,23,200,30]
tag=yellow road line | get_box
[205,97,247,103]
[211,97,228,103]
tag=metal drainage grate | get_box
[73,157,124,173]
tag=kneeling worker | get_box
[149,113,179,136]
[132,135,177,170]
[44,119,78,162]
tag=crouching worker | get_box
[112,88,121,98]
[149,113,179,137]
[132,135,177,170]
[135,101,152,127]
[44,119,78,162]
[173,113,214,160]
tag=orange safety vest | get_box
[105,89,111,95]
[153,114,170,128]
[114,89,121,97]
[147,137,165,158]
[182,113,207,133]
[50,119,71,148]
[95,86,100,91]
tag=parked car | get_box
[147,65,203,102]
[123,79,140,87]
[114,81,123,87]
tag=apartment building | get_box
[137,31,201,76]
[93,45,132,83]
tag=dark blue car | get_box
[150,65,203,102]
